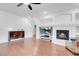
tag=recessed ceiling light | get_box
[24,3,29,5]
[8,28,13,31]
[43,11,47,15]
[43,15,52,19]
[28,17,31,19]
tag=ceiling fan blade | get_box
[28,4,32,10]
[17,3,23,7]
[31,3,41,4]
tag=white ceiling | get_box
[0,3,79,19]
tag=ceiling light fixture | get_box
[43,15,52,19]
[8,28,13,31]
[43,11,47,15]
[24,3,29,5]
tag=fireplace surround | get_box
[56,30,69,40]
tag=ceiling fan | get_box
[17,3,41,10]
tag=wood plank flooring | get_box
[0,38,74,56]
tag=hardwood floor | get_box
[0,37,74,56]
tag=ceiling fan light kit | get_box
[17,3,41,10]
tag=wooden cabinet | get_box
[8,31,24,41]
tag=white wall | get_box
[69,8,79,25]
[0,11,34,43]
[35,18,53,26]
[55,14,72,25]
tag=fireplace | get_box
[56,30,69,40]
[8,31,24,41]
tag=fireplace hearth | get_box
[56,30,69,40]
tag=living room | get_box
[0,2,79,56]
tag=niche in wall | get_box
[75,13,79,21]
[75,26,79,37]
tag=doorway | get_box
[39,26,52,41]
